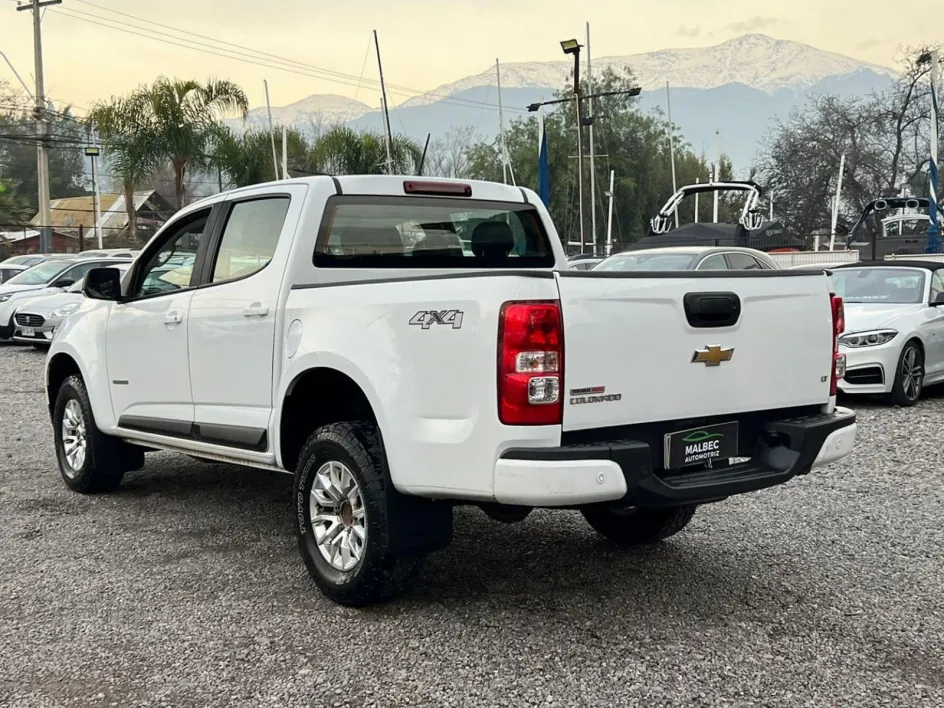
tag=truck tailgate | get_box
[556,271,834,432]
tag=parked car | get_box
[568,257,603,270]
[77,248,141,259]
[12,262,135,347]
[831,260,944,406]
[45,175,856,607]
[592,246,779,271]
[0,263,27,284]
[0,257,132,340]
[1,253,73,268]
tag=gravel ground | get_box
[1,344,943,708]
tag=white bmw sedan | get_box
[832,260,944,406]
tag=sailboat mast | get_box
[373,30,394,174]
[496,59,508,184]
[666,81,678,228]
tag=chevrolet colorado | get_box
[44,175,857,606]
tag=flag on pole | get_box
[538,110,550,206]
[927,51,940,252]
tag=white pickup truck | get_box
[45,176,857,606]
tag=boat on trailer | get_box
[627,180,805,252]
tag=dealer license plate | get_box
[663,422,739,470]
[21,327,34,338]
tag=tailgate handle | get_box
[684,291,741,328]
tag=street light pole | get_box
[561,39,585,253]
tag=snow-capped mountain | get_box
[228,34,896,169]
[401,34,894,108]
[226,94,372,133]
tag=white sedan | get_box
[832,260,944,406]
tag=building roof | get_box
[29,190,173,233]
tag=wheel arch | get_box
[277,364,385,473]
[46,352,84,422]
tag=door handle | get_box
[243,304,269,318]
[163,311,183,325]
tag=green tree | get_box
[212,125,310,188]
[145,77,249,208]
[86,93,160,242]
[308,126,422,175]
[466,67,727,251]
[0,84,88,216]
[0,179,32,225]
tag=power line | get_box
[51,4,525,116]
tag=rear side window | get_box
[313,196,555,268]
[211,197,290,283]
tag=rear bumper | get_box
[497,407,856,508]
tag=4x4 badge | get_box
[692,345,734,367]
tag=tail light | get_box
[830,294,846,395]
[498,300,563,425]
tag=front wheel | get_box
[294,422,423,607]
[53,375,145,493]
[886,340,924,407]
[581,504,697,546]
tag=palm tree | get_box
[145,77,249,208]
[211,125,310,188]
[308,126,422,175]
[86,92,159,242]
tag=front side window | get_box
[697,254,728,270]
[131,210,210,298]
[725,252,763,270]
[930,271,944,303]
[313,196,554,269]
[211,197,290,283]
[5,259,74,286]
[832,267,927,304]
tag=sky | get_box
[0,0,928,114]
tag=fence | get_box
[0,224,159,257]
[768,251,860,268]
[884,253,944,263]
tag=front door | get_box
[923,270,944,377]
[187,190,301,450]
[106,208,214,433]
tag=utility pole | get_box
[18,0,62,253]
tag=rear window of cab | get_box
[313,195,555,269]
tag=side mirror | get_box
[83,267,122,301]
[53,278,75,288]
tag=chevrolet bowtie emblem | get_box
[692,345,734,367]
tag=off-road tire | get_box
[885,340,924,407]
[294,421,423,607]
[582,504,697,546]
[53,375,145,493]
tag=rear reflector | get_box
[403,180,472,197]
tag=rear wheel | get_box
[294,422,424,607]
[53,375,145,493]
[886,340,923,407]
[582,504,697,546]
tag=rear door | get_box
[186,186,305,448]
[555,270,834,431]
